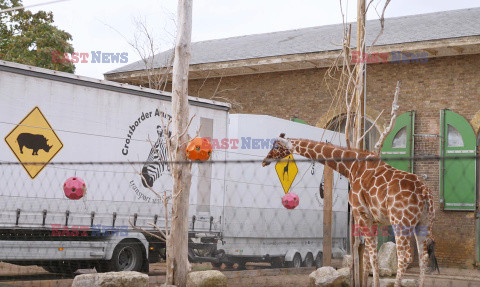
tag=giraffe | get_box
[283,158,290,180]
[262,133,438,287]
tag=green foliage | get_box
[0,0,75,73]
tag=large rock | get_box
[342,255,352,268]
[309,266,349,287]
[72,271,148,287]
[378,242,398,277]
[379,278,418,287]
[337,267,350,286]
[186,270,227,287]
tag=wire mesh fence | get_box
[0,155,476,282]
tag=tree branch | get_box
[373,81,400,154]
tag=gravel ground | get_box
[2,261,480,286]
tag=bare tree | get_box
[101,15,175,90]
[322,1,396,286]
[129,16,175,91]
[130,2,195,285]
[169,1,194,286]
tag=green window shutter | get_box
[440,110,476,211]
[381,111,415,172]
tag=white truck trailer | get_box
[0,60,230,274]
[0,60,349,274]
[213,114,349,268]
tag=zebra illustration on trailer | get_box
[141,125,171,188]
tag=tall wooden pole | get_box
[352,0,365,286]
[323,166,333,266]
[170,0,193,286]
[355,0,365,151]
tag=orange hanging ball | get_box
[186,137,212,161]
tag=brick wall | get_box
[184,54,480,268]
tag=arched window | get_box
[391,127,407,148]
[326,114,380,151]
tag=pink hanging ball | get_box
[282,192,299,209]
[63,177,86,200]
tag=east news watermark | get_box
[51,51,128,64]
[351,51,429,64]
[352,224,428,237]
[51,224,128,237]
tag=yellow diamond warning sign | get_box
[275,154,298,194]
[5,107,63,179]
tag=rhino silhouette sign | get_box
[4,106,63,179]
[17,133,53,155]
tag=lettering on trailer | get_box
[274,154,298,194]
[121,108,173,202]
[4,107,63,179]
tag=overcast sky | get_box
[22,0,480,79]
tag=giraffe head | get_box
[262,133,293,167]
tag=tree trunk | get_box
[323,166,333,266]
[353,1,365,286]
[169,0,193,286]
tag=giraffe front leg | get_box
[362,243,370,287]
[364,235,379,287]
[393,234,413,287]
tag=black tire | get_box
[303,253,314,267]
[315,252,323,268]
[96,261,112,273]
[109,241,144,272]
[286,253,302,268]
[225,262,235,269]
[211,262,223,269]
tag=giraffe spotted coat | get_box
[262,134,438,287]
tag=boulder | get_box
[379,278,418,287]
[309,266,348,287]
[72,271,148,287]
[378,242,398,277]
[342,255,352,268]
[186,270,227,287]
[337,267,350,286]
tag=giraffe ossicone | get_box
[262,133,438,287]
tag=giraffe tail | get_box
[424,186,440,274]
[427,240,440,274]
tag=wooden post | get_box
[353,0,365,286]
[169,0,193,286]
[323,166,333,266]
[355,0,365,150]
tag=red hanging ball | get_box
[282,192,299,209]
[63,177,86,200]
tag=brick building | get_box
[105,8,480,268]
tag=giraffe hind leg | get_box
[414,228,429,287]
[393,233,414,287]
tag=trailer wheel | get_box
[315,252,323,268]
[110,241,144,272]
[225,262,235,269]
[286,253,302,268]
[303,253,314,267]
[211,262,222,269]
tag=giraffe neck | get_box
[288,138,368,178]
